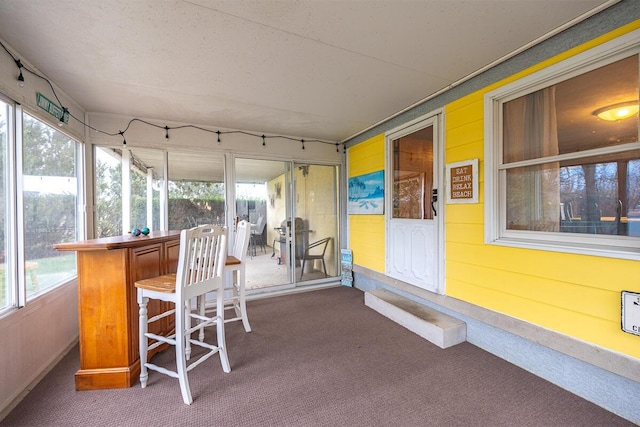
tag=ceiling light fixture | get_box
[593,101,639,121]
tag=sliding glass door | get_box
[94,148,340,292]
[234,158,340,292]
[293,163,339,283]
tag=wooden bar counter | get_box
[55,231,181,391]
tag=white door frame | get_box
[384,110,445,294]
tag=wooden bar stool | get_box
[203,220,252,333]
[135,224,229,405]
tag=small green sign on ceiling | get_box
[36,92,69,125]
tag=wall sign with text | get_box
[446,159,478,204]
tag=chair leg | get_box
[299,259,306,281]
[217,289,231,373]
[175,301,193,405]
[322,258,327,276]
[138,297,149,389]
[186,301,193,360]
[198,296,206,343]
[237,266,251,332]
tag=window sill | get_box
[489,236,640,261]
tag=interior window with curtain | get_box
[500,54,640,237]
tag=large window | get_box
[22,114,81,298]
[485,31,640,259]
[1,105,82,314]
[95,148,225,236]
[167,152,225,230]
[95,147,164,237]
[0,98,12,312]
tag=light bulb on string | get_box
[119,131,127,146]
[335,143,339,153]
[262,135,266,148]
[14,59,24,87]
[58,107,68,127]
[216,131,221,144]
[301,139,305,150]
[164,126,170,139]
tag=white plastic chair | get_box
[202,220,252,333]
[135,224,229,405]
[225,220,253,332]
[250,216,267,255]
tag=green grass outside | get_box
[1,253,77,308]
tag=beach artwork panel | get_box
[348,170,384,214]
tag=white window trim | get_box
[484,28,640,261]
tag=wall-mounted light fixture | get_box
[593,101,639,121]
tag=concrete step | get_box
[365,289,466,349]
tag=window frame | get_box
[0,99,85,317]
[484,29,640,260]
[1,95,18,315]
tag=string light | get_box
[0,39,345,153]
[335,143,339,153]
[15,59,24,87]
[58,107,68,127]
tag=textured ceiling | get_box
[0,0,614,143]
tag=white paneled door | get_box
[386,115,441,293]
[388,219,437,289]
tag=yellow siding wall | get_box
[445,21,640,358]
[348,134,385,272]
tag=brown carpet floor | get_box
[1,286,633,426]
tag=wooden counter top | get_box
[54,230,181,251]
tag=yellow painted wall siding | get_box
[447,89,484,116]
[447,143,485,166]
[447,277,633,353]
[446,241,640,294]
[349,134,384,176]
[445,203,483,226]
[445,223,484,244]
[447,259,623,320]
[349,215,385,271]
[443,20,640,357]
[445,119,484,151]
[348,134,386,272]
